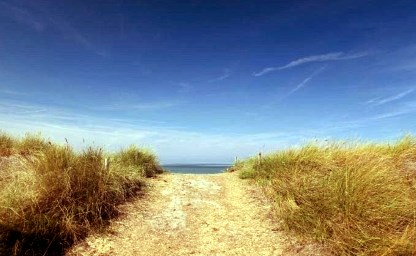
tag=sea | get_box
[162,164,231,174]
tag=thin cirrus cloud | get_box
[0,88,27,96]
[372,110,410,120]
[178,82,193,93]
[285,66,326,97]
[0,99,304,163]
[95,101,180,111]
[253,51,370,77]
[208,69,231,82]
[0,1,105,56]
[48,16,106,56]
[367,88,415,106]
[0,1,45,31]
[371,102,416,120]
[263,66,326,109]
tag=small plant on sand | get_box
[113,145,163,178]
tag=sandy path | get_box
[68,172,284,256]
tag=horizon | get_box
[162,163,231,166]
[1,0,416,164]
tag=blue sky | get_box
[1,0,416,163]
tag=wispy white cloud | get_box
[367,88,415,106]
[370,101,416,120]
[253,51,370,76]
[377,89,415,105]
[96,101,180,111]
[262,67,325,110]
[365,96,382,104]
[375,45,416,73]
[0,2,45,31]
[209,69,231,82]
[48,16,106,56]
[0,2,105,56]
[390,62,416,72]
[309,103,416,134]
[0,100,46,114]
[178,82,193,93]
[341,100,416,125]
[285,67,326,97]
[0,100,167,125]
[0,99,305,163]
[371,110,409,120]
[0,88,27,96]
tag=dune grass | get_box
[237,135,416,255]
[112,145,163,178]
[0,132,163,255]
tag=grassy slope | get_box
[236,136,416,255]
[0,133,163,255]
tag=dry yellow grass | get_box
[237,135,416,255]
[0,132,162,255]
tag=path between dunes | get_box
[68,172,284,256]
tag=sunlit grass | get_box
[236,135,416,255]
[0,132,163,255]
[112,145,163,178]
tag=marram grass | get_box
[0,132,162,255]
[237,135,416,255]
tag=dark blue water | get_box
[162,164,231,174]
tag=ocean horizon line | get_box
[162,163,232,167]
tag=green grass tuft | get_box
[112,145,163,178]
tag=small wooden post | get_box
[104,158,110,171]
[256,152,262,173]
